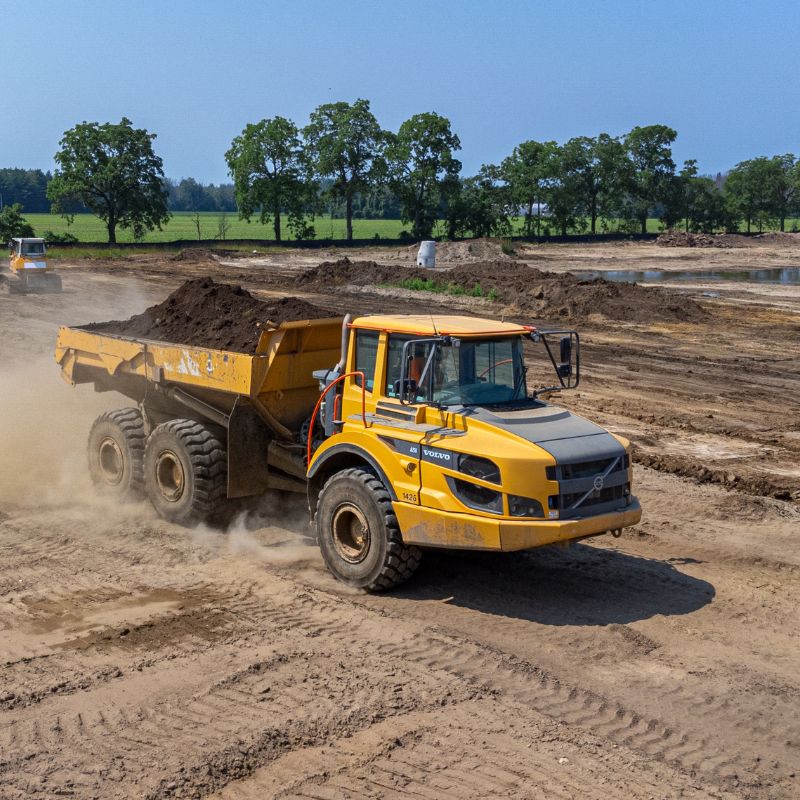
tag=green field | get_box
[21,212,409,243]
[18,212,665,243]
[20,211,799,244]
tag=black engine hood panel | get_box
[465,404,625,464]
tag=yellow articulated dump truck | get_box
[55,312,641,590]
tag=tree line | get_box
[0,168,237,215]
[4,105,799,243]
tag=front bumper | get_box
[393,499,642,551]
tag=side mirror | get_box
[559,336,572,364]
[535,329,580,391]
[558,336,572,377]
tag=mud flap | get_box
[227,398,272,498]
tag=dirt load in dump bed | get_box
[299,257,708,323]
[85,278,338,353]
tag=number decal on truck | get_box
[402,491,418,503]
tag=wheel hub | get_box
[331,503,371,564]
[155,450,185,502]
[98,437,124,486]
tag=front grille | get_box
[546,454,629,482]
[560,483,628,509]
[548,454,630,518]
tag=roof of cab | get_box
[11,237,45,244]
[351,314,534,337]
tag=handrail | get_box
[307,370,367,467]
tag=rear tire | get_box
[87,408,146,500]
[315,468,421,591]
[143,419,227,524]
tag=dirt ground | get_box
[0,239,798,799]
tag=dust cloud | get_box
[190,491,325,575]
[0,274,155,509]
[0,358,118,506]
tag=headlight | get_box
[447,476,503,514]
[458,454,500,484]
[508,495,544,518]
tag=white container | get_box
[417,240,436,268]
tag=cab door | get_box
[364,331,424,504]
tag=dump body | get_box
[56,317,344,432]
[56,317,344,497]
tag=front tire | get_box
[315,468,421,591]
[87,408,145,499]
[143,419,227,524]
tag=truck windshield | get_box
[387,335,527,406]
[22,242,45,256]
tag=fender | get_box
[307,442,397,510]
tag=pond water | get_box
[572,268,800,286]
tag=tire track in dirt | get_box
[255,577,795,798]
[212,703,732,800]
[1,512,796,797]
[0,623,483,799]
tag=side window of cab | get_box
[385,335,433,399]
[354,330,379,392]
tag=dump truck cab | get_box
[10,237,47,266]
[3,237,62,293]
[307,315,640,584]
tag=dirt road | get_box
[1,240,798,799]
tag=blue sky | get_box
[5,0,798,183]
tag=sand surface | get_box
[0,238,798,799]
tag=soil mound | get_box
[300,258,707,324]
[86,278,338,353]
[656,231,740,248]
[436,238,514,262]
[400,237,513,264]
[752,231,800,245]
[657,231,800,248]
[170,248,220,263]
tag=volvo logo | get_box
[423,448,451,462]
[592,474,605,492]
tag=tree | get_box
[771,154,797,231]
[47,118,170,243]
[686,176,732,233]
[304,99,386,242]
[0,203,35,243]
[173,178,214,212]
[190,211,203,240]
[724,157,791,233]
[0,169,52,213]
[387,112,461,239]
[445,167,512,239]
[561,135,629,234]
[500,140,557,237]
[225,116,313,242]
[659,159,698,232]
[623,124,677,234]
[542,144,586,236]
